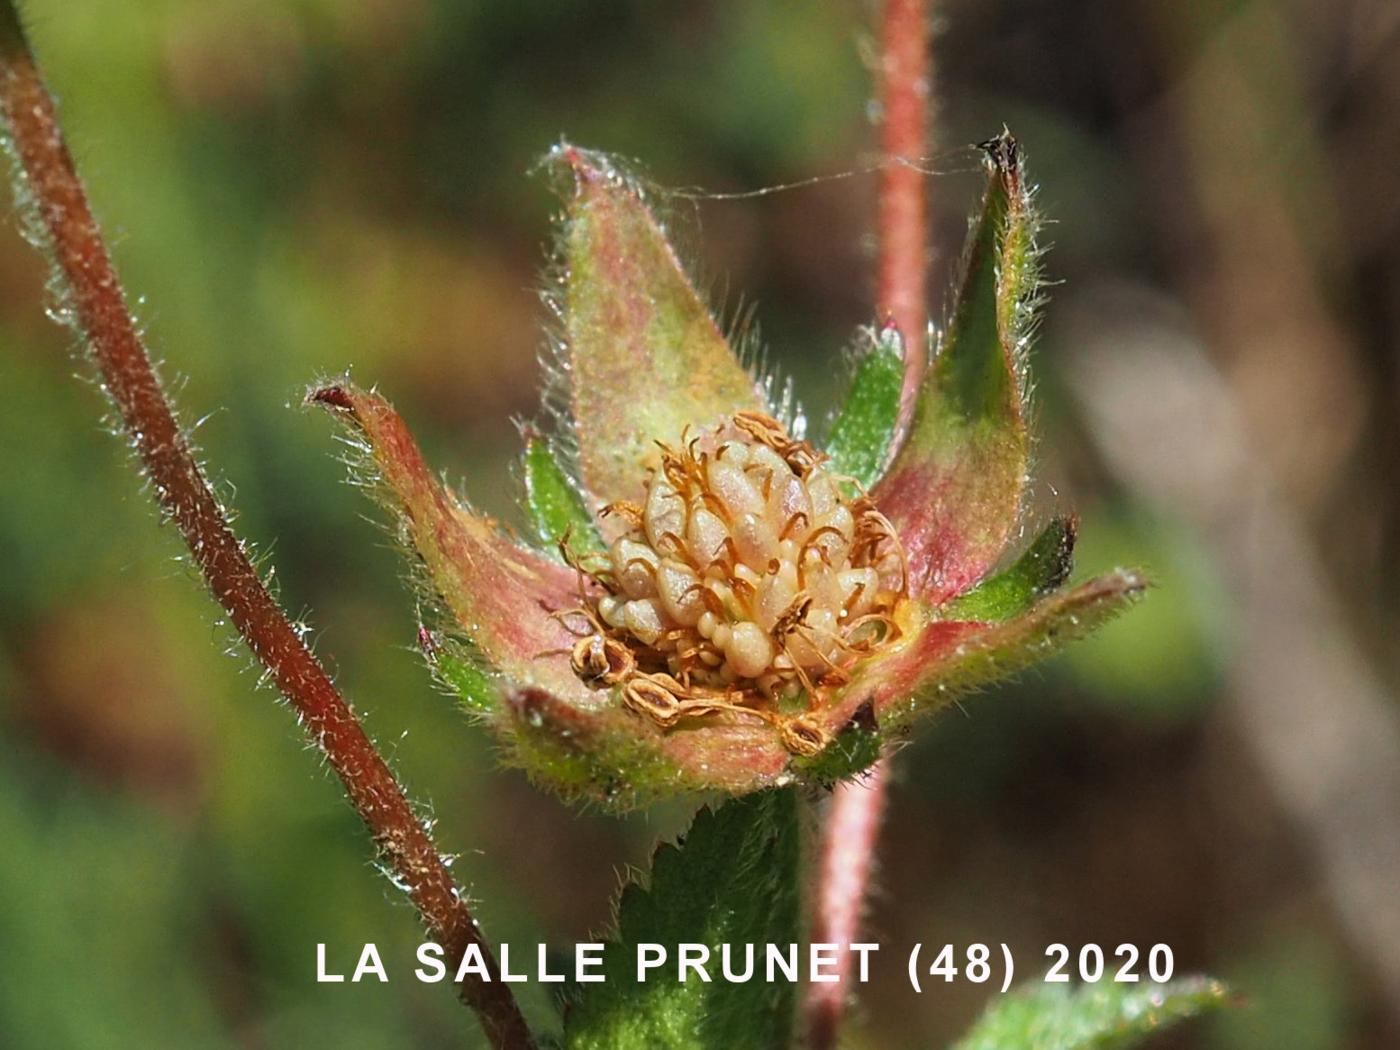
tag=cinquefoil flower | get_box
[311,134,1143,806]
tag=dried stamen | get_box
[566,412,908,755]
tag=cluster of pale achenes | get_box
[312,132,1146,806]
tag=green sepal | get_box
[851,569,1148,733]
[794,701,882,784]
[519,429,604,557]
[564,789,801,1049]
[874,130,1039,604]
[824,324,904,490]
[544,143,766,511]
[418,627,497,715]
[943,516,1076,621]
[950,978,1231,1050]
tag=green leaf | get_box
[824,324,904,490]
[545,143,766,511]
[564,789,801,1049]
[874,130,1039,605]
[519,429,604,556]
[950,978,1231,1050]
[943,517,1077,621]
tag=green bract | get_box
[312,133,1145,806]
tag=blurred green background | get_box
[1,0,1397,1046]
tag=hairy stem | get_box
[877,0,932,432]
[0,9,534,1048]
[805,762,892,1050]
[807,2,929,1047]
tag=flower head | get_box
[566,410,910,757]
[311,133,1144,806]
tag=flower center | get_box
[565,411,907,751]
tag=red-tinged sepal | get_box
[873,131,1040,605]
[830,569,1147,735]
[504,687,792,807]
[309,382,589,701]
[312,381,794,806]
[542,143,768,514]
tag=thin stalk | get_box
[877,0,932,431]
[0,8,534,1048]
[805,761,892,1050]
[807,2,929,1047]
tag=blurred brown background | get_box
[0,0,1397,1047]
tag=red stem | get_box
[805,762,892,1050]
[807,3,929,1047]
[877,0,932,432]
[0,11,534,1049]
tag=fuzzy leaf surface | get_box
[549,144,766,514]
[874,131,1037,604]
[824,324,904,489]
[520,430,604,556]
[950,978,1230,1050]
[564,789,800,1049]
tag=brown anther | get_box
[570,634,635,686]
[679,581,707,603]
[783,446,823,477]
[549,606,602,637]
[621,673,685,728]
[657,531,692,562]
[698,586,727,616]
[732,410,788,449]
[655,628,696,652]
[600,500,645,528]
[713,535,740,568]
[773,593,813,639]
[779,715,829,757]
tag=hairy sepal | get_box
[543,143,767,514]
[874,131,1039,605]
[310,383,587,701]
[518,427,605,558]
[824,322,905,490]
[943,516,1077,621]
[312,383,793,806]
[840,569,1147,733]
